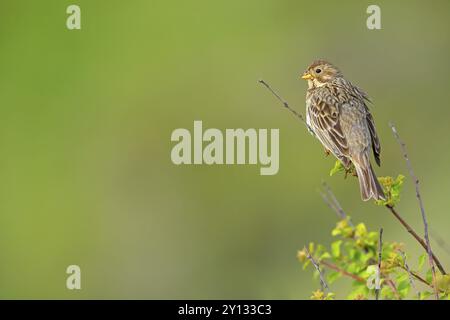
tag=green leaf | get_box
[347,262,359,274]
[355,223,367,238]
[308,242,315,254]
[310,290,335,300]
[395,273,409,284]
[360,252,374,264]
[319,252,332,260]
[367,231,379,243]
[381,286,394,299]
[331,240,342,258]
[302,259,310,270]
[366,265,377,275]
[399,286,410,299]
[316,244,326,256]
[347,285,368,300]
[331,228,341,236]
[425,269,433,284]
[324,292,335,300]
[418,254,426,271]
[329,160,345,176]
[436,274,450,292]
[313,270,320,280]
[397,279,410,292]
[350,250,362,263]
[327,271,342,284]
[390,175,405,201]
[419,291,432,300]
[375,175,405,206]
[439,292,449,300]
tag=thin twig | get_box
[398,250,420,299]
[376,228,383,300]
[398,266,447,294]
[320,260,365,283]
[385,205,446,274]
[258,79,315,135]
[321,181,354,227]
[389,122,439,300]
[320,269,326,292]
[386,278,402,300]
[318,188,339,217]
[322,182,346,219]
[397,265,449,298]
[305,248,329,291]
[430,227,450,257]
[403,268,430,287]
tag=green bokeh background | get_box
[0,0,449,299]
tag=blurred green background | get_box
[0,0,449,299]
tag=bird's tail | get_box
[353,153,385,201]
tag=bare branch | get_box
[318,188,339,217]
[376,228,383,300]
[405,268,430,287]
[305,247,329,291]
[389,122,440,300]
[320,181,354,227]
[258,79,315,135]
[385,205,446,274]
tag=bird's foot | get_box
[344,165,357,179]
[324,149,331,157]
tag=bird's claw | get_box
[344,166,357,179]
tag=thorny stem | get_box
[389,122,440,300]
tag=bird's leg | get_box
[342,162,357,179]
[344,165,357,179]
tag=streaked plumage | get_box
[301,60,385,201]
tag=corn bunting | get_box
[301,60,385,201]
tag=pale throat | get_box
[309,78,327,88]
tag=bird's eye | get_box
[315,68,322,74]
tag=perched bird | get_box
[301,60,385,201]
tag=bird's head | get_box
[301,60,342,88]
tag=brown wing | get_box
[307,93,351,167]
[366,111,381,166]
[335,81,381,167]
[352,84,381,167]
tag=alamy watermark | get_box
[171,121,279,175]
[66,265,81,290]
[66,5,81,30]
[367,5,381,30]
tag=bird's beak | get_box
[301,72,313,80]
